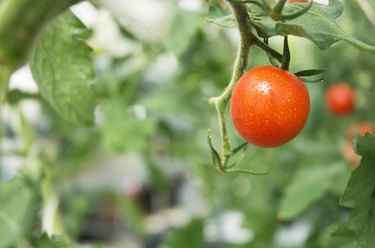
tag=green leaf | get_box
[114,193,145,236]
[145,157,170,192]
[0,0,78,70]
[0,177,39,247]
[207,0,375,52]
[338,133,375,248]
[294,69,327,77]
[294,69,326,83]
[18,110,37,151]
[30,11,96,125]
[207,129,222,169]
[101,99,155,153]
[159,218,204,248]
[278,162,343,220]
[323,223,361,248]
[206,0,235,28]
[30,233,74,248]
[164,9,200,55]
[250,0,375,52]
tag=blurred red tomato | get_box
[325,83,355,116]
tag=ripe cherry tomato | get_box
[230,66,310,148]
[325,83,355,116]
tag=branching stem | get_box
[209,2,253,167]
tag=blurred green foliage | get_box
[1,0,375,247]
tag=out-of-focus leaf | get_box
[140,85,192,114]
[323,223,361,248]
[0,0,77,70]
[337,133,375,248]
[30,233,74,248]
[30,11,96,125]
[163,9,200,56]
[159,218,204,248]
[6,89,39,104]
[115,193,145,236]
[18,110,36,151]
[101,99,155,153]
[0,177,38,247]
[62,194,90,238]
[278,162,343,220]
[145,157,170,192]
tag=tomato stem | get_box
[273,0,288,16]
[253,38,283,63]
[209,2,283,173]
[210,2,253,168]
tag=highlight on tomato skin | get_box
[229,66,310,148]
[325,83,355,116]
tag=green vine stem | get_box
[273,0,287,15]
[209,2,253,168]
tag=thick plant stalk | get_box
[209,2,253,168]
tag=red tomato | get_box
[325,83,355,116]
[230,66,310,148]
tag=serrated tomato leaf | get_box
[30,11,96,125]
[338,133,375,248]
[207,0,375,52]
[0,177,39,247]
[252,0,375,52]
